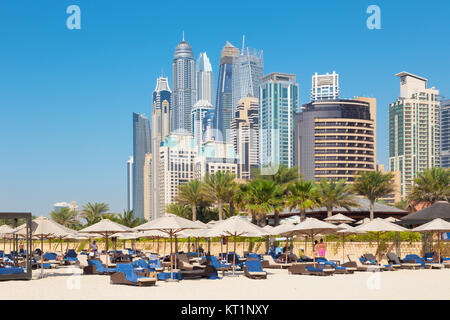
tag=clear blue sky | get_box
[0,0,448,216]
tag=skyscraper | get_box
[126,156,133,212]
[388,72,440,198]
[230,96,259,180]
[311,71,340,101]
[259,73,298,171]
[150,76,172,220]
[441,100,450,168]
[196,52,214,105]
[215,41,239,142]
[172,35,196,133]
[294,99,376,182]
[191,100,213,153]
[231,46,263,115]
[132,113,151,220]
[202,109,215,143]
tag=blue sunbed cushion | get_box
[306,266,324,273]
[116,263,140,283]
[0,267,25,274]
[157,272,182,281]
[43,252,57,260]
[67,249,77,258]
[245,259,264,272]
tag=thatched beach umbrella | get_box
[281,218,342,265]
[335,223,366,263]
[412,218,450,263]
[207,216,265,275]
[324,213,355,225]
[79,219,132,265]
[135,214,204,281]
[355,218,407,264]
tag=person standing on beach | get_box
[313,240,319,258]
[318,238,326,258]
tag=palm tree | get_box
[165,203,191,219]
[261,164,299,225]
[117,210,145,228]
[408,167,450,206]
[49,207,81,229]
[352,171,395,220]
[203,171,236,220]
[317,178,359,217]
[243,179,284,226]
[287,180,321,221]
[175,180,206,221]
[81,202,110,226]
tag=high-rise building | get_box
[150,76,172,220]
[259,73,298,171]
[191,100,213,153]
[231,46,263,115]
[311,71,340,101]
[143,153,152,221]
[158,133,196,216]
[126,156,133,212]
[388,72,440,198]
[196,52,214,105]
[440,99,450,168]
[172,35,196,133]
[215,41,239,142]
[376,164,402,205]
[202,109,215,143]
[230,96,259,180]
[132,112,151,220]
[194,141,238,179]
[294,99,376,182]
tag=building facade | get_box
[294,99,376,182]
[158,133,196,216]
[172,36,196,133]
[230,96,259,180]
[194,141,238,179]
[126,156,133,212]
[259,73,298,171]
[214,41,239,142]
[150,76,172,220]
[311,71,339,101]
[231,47,263,115]
[388,72,440,198]
[440,99,450,168]
[196,52,214,105]
[191,100,213,153]
[132,113,151,220]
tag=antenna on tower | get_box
[241,35,245,55]
[182,30,185,41]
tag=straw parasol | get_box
[79,219,133,264]
[355,217,371,225]
[0,224,14,262]
[354,218,408,264]
[400,201,450,225]
[206,216,265,275]
[14,216,72,274]
[134,214,204,281]
[324,213,355,224]
[384,217,400,223]
[412,218,450,263]
[335,223,366,263]
[280,218,342,265]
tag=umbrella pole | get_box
[188,237,190,254]
[41,236,44,276]
[377,233,380,265]
[226,237,229,261]
[169,231,175,281]
[105,234,109,267]
[312,234,315,266]
[438,232,441,263]
[233,234,237,275]
[285,237,288,264]
[342,233,345,264]
[220,237,223,260]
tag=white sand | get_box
[0,267,449,300]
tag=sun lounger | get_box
[147,259,164,272]
[243,259,267,279]
[347,254,383,272]
[261,255,291,269]
[83,259,117,275]
[110,263,156,287]
[288,263,335,276]
[386,253,421,269]
[362,254,397,271]
[403,254,444,269]
[206,255,232,276]
[0,267,25,275]
[316,258,356,274]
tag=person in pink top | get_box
[318,239,327,258]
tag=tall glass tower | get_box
[232,46,263,115]
[172,35,196,133]
[214,41,239,142]
[441,100,450,168]
[196,52,214,105]
[259,73,298,170]
[151,76,171,220]
[132,113,151,220]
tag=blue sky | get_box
[0,0,448,216]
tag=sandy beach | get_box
[1,266,449,300]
